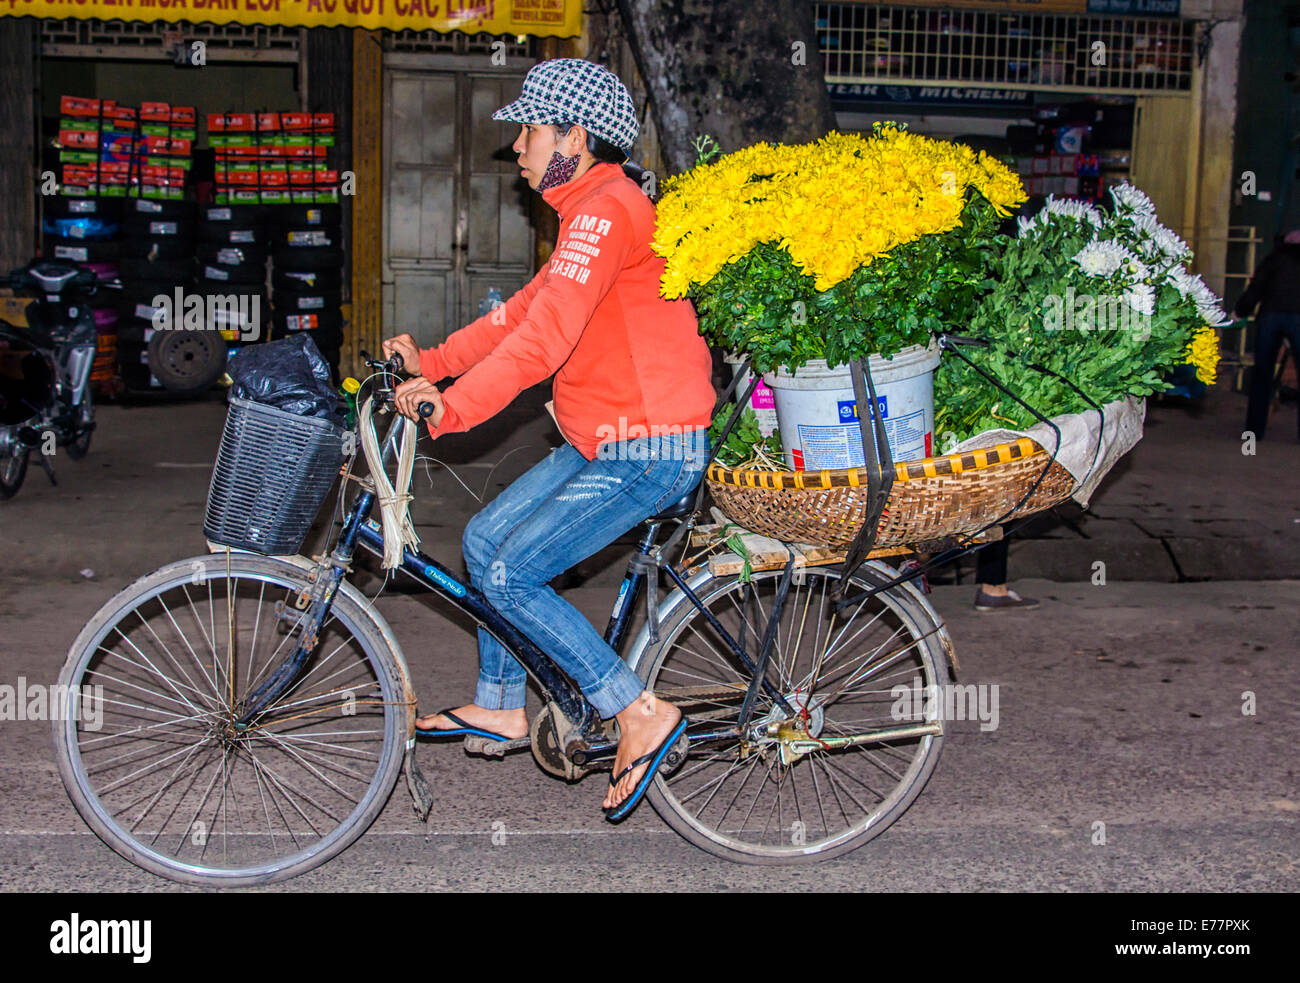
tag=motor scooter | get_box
[0,260,117,499]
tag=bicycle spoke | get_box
[647,567,945,859]
[57,560,403,883]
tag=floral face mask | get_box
[537,150,581,192]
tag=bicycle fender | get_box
[621,562,958,679]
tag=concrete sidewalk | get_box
[990,383,1300,584]
[0,377,1295,587]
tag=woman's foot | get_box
[602,692,682,812]
[415,704,528,740]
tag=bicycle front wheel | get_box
[53,553,408,887]
[638,563,950,864]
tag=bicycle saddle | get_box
[649,481,701,521]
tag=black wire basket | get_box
[204,397,346,555]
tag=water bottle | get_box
[340,377,360,428]
[477,286,503,319]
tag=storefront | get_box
[0,2,583,388]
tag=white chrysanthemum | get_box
[1124,282,1156,317]
[1126,212,1192,268]
[1042,195,1104,228]
[1152,225,1191,263]
[1110,181,1155,216]
[1166,266,1200,300]
[1120,252,1151,284]
[1072,239,1127,277]
[1167,268,1232,326]
[1017,214,1040,237]
[1195,296,1232,326]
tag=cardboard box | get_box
[145,135,191,156]
[281,133,335,147]
[208,112,256,132]
[139,102,195,124]
[289,168,338,186]
[141,124,197,141]
[280,112,336,131]
[141,164,186,182]
[60,96,115,117]
[132,184,184,200]
[144,154,192,171]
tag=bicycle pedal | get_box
[463,735,530,758]
[658,731,690,776]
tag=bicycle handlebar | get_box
[360,349,435,419]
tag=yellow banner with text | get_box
[0,0,580,37]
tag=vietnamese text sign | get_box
[0,0,581,36]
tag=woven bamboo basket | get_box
[705,436,1076,549]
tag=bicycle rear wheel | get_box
[637,563,949,863]
[53,553,408,886]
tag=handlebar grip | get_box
[417,402,435,419]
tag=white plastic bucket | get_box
[723,352,778,437]
[763,342,941,470]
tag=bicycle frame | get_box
[233,404,801,766]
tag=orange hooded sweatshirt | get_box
[417,161,715,460]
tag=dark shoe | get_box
[973,589,1040,612]
[415,707,512,742]
[604,716,689,822]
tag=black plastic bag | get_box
[227,334,345,426]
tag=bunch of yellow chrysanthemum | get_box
[653,126,1026,296]
[1185,325,1220,385]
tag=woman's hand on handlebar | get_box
[381,334,422,377]
[394,377,445,427]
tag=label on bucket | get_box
[837,397,885,422]
[795,407,929,470]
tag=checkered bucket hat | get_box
[493,58,639,154]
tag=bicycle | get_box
[52,354,955,886]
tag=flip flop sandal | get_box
[414,707,512,742]
[604,716,690,823]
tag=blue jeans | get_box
[1245,311,1300,440]
[463,429,709,719]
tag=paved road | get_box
[2,574,1295,892]
[0,390,1296,892]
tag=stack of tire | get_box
[41,196,125,397]
[116,197,197,392]
[268,204,344,383]
[195,202,269,382]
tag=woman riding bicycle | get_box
[382,59,716,820]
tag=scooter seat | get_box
[26,261,84,295]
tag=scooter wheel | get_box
[0,450,29,499]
